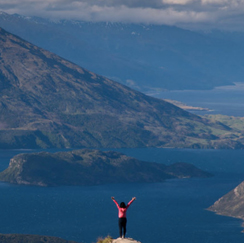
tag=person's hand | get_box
[132,197,136,201]
[111,196,115,200]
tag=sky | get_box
[1,0,244,31]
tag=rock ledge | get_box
[112,238,141,243]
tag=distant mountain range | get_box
[1,11,244,91]
[0,27,243,149]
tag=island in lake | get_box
[0,149,212,186]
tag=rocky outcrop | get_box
[112,238,141,243]
[0,149,212,187]
[208,181,244,219]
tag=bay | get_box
[149,83,244,116]
[1,148,244,243]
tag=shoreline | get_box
[163,99,211,111]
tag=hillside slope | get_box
[0,27,242,149]
[1,12,244,91]
[208,180,244,220]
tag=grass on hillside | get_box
[204,115,244,131]
[202,115,244,146]
[97,236,113,243]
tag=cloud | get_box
[1,0,244,30]
[163,0,194,5]
[201,0,231,5]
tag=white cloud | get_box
[201,0,238,4]
[163,0,194,5]
[201,0,227,4]
[1,0,244,30]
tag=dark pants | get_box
[118,217,127,238]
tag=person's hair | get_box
[120,202,126,208]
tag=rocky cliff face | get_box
[0,27,242,149]
[208,181,244,219]
[0,149,212,186]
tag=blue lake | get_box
[149,84,244,116]
[1,86,244,242]
[1,148,244,243]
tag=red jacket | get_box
[113,199,134,218]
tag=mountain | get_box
[1,11,244,91]
[208,180,244,221]
[0,149,212,186]
[0,27,243,149]
[0,233,77,243]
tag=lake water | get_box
[149,83,244,116]
[1,148,244,243]
[1,86,244,242]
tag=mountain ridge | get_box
[0,27,243,149]
[1,12,244,91]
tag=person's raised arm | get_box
[111,196,119,208]
[126,197,136,208]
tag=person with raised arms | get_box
[111,196,136,239]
